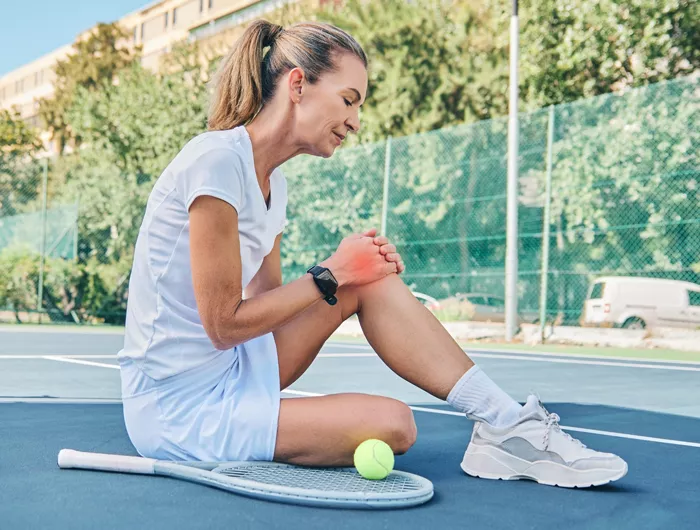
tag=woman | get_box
[117,20,627,488]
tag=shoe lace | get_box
[543,412,587,450]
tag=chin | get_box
[309,143,337,159]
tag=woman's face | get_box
[292,53,367,158]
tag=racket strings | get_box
[216,465,423,493]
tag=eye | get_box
[343,98,353,107]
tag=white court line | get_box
[0,355,116,360]
[317,352,700,372]
[3,351,698,372]
[0,397,122,404]
[467,347,700,366]
[4,350,700,371]
[331,341,700,366]
[281,389,700,449]
[25,356,700,449]
[42,357,119,370]
[468,353,700,372]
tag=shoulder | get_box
[176,129,247,172]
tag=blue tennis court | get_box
[1,327,699,529]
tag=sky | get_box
[0,0,150,77]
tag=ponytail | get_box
[208,19,367,131]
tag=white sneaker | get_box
[461,395,628,488]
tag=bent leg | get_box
[274,393,417,466]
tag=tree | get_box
[0,109,42,216]
[318,0,510,143]
[520,0,700,108]
[38,23,139,153]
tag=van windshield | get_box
[589,282,605,300]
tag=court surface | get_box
[1,327,698,529]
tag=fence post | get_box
[539,105,555,342]
[37,157,49,322]
[73,198,79,260]
[380,136,392,236]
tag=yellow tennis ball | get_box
[353,439,395,480]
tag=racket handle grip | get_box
[58,449,156,475]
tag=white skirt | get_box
[119,333,281,462]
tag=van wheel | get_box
[622,317,646,330]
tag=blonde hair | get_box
[208,20,367,131]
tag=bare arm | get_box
[189,196,401,351]
[190,196,325,351]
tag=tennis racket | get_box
[57,449,434,509]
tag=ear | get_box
[287,67,305,103]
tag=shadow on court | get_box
[1,402,698,529]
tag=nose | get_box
[345,109,361,134]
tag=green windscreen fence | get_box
[1,76,697,325]
[281,76,699,324]
[0,205,78,259]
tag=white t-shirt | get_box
[117,126,288,380]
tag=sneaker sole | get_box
[461,444,628,488]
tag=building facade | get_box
[0,0,296,136]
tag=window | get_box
[35,72,39,86]
[689,291,700,307]
[589,282,605,300]
[208,0,214,8]
[485,297,505,309]
[199,0,204,12]
[164,11,169,28]
[173,8,178,25]
[133,26,138,42]
[465,295,488,306]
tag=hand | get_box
[360,229,405,275]
[321,228,398,287]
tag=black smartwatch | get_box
[307,265,339,306]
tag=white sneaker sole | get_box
[461,444,628,488]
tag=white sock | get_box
[447,366,522,427]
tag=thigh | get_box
[273,284,360,390]
[273,393,417,466]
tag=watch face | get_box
[318,270,333,282]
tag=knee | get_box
[385,401,417,455]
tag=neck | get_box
[245,106,303,188]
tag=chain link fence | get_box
[0,158,80,323]
[282,76,700,326]
[1,76,698,329]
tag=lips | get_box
[332,131,345,144]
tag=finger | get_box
[373,236,389,246]
[362,228,378,238]
[397,261,405,274]
[384,260,398,273]
[379,244,396,255]
[384,252,401,262]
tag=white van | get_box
[583,276,700,329]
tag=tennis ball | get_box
[353,439,395,480]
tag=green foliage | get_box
[52,62,209,267]
[281,142,386,279]
[3,0,698,324]
[0,246,40,318]
[520,0,699,108]
[0,246,127,324]
[38,23,139,152]
[0,109,43,216]
[317,0,509,142]
[538,77,700,314]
